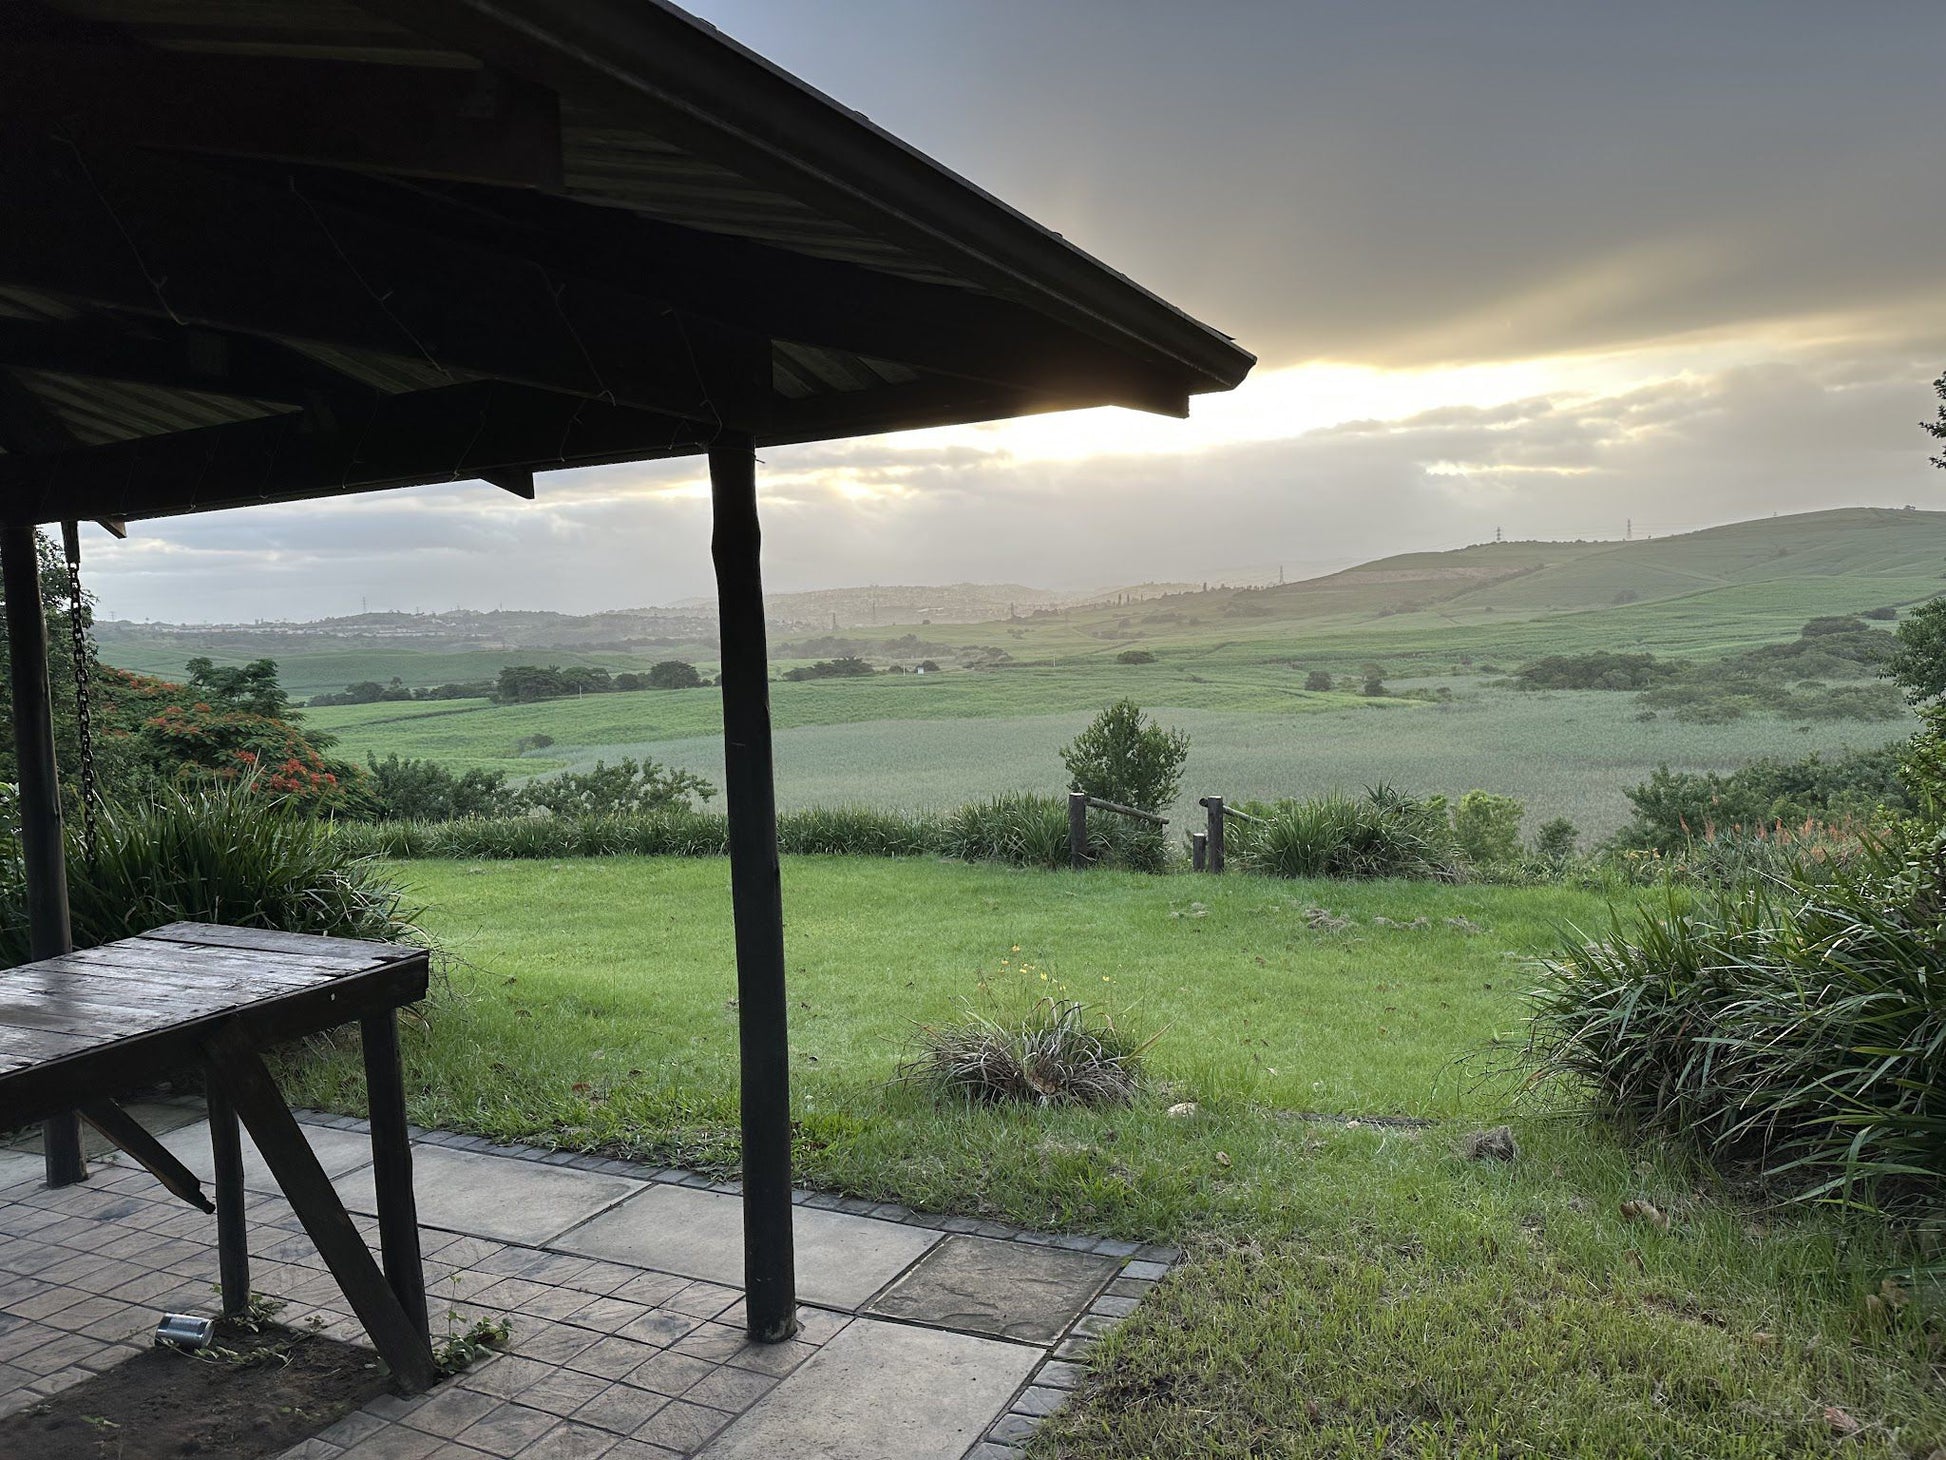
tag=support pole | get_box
[1206,795,1226,875]
[709,431,798,1344]
[1,525,83,1186]
[1068,791,1088,870]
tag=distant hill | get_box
[96,507,1946,695]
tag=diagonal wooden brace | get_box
[199,1025,438,1392]
[77,1101,214,1214]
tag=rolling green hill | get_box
[120,508,1938,840]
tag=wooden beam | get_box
[360,0,1254,393]
[305,173,1195,417]
[0,317,378,409]
[0,382,708,526]
[0,45,563,191]
[77,1100,214,1213]
[0,370,75,453]
[0,137,748,424]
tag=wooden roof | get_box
[0,0,1255,527]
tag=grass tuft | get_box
[900,997,1158,1107]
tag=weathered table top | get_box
[0,921,428,1126]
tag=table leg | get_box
[361,1009,428,1342]
[200,1029,437,1393]
[206,1077,251,1317]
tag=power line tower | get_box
[1493,526,1503,543]
[1626,518,1632,541]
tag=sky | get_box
[89,1,1946,622]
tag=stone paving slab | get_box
[696,1316,1040,1460]
[3,1101,205,1161]
[337,1143,645,1248]
[866,1233,1120,1343]
[147,1118,377,1194]
[554,1183,940,1311]
[2,1111,1180,1459]
[0,1148,44,1191]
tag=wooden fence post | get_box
[1206,796,1225,874]
[1191,830,1208,872]
[1068,791,1088,869]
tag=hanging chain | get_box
[60,522,99,864]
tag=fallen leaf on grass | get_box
[1823,1405,1860,1437]
[1620,1199,1670,1230]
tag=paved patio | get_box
[0,1105,1177,1459]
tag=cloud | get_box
[84,341,1945,622]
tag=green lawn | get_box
[285,856,1946,1458]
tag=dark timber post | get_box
[1206,796,1225,874]
[709,431,798,1344]
[1068,791,1088,869]
[1,525,83,1186]
[1192,830,1208,872]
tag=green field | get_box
[283,857,1946,1457]
[310,683,1906,841]
[127,508,1941,839]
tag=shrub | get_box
[1061,700,1189,815]
[362,754,507,821]
[1524,828,1946,1209]
[1303,670,1333,692]
[1361,676,1386,697]
[1614,750,1907,854]
[646,660,704,690]
[1532,817,1579,861]
[508,758,714,817]
[900,998,1156,1107]
[0,780,421,966]
[1115,649,1157,665]
[1228,787,1461,881]
[1511,652,1682,691]
[782,657,874,682]
[1452,790,1524,866]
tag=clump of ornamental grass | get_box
[1523,824,1946,1212]
[0,778,424,965]
[901,997,1160,1107]
[1228,785,1462,882]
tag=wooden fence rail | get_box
[1068,791,1168,868]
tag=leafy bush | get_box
[782,657,874,682]
[1613,749,1907,854]
[1512,652,1683,691]
[1525,828,1946,1209]
[1532,817,1579,861]
[1115,649,1157,665]
[1061,700,1190,814]
[507,758,714,817]
[1228,787,1461,881]
[1888,596,1946,704]
[1303,670,1333,692]
[0,781,421,966]
[363,754,507,821]
[646,660,704,690]
[900,998,1156,1107]
[1452,790,1524,866]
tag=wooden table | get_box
[0,921,438,1390]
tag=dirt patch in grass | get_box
[0,1323,392,1459]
